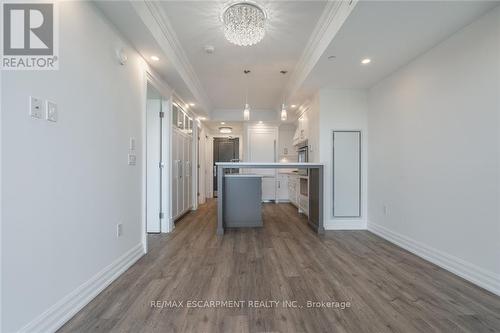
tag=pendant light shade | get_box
[244,103,250,120]
[243,69,251,121]
[279,70,288,122]
[280,103,287,121]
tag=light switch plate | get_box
[116,223,123,237]
[128,154,137,166]
[129,137,136,151]
[29,96,43,119]
[46,100,58,122]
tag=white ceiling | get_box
[159,1,327,111]
[300,0,499,95]
[96,0,499,120]
[95,1,205,114]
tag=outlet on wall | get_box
[116,223,123,237]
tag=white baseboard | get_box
[18,243,145,333]
[368,221,500,296]
[325,219,367,230]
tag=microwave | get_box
[297,145,308,175]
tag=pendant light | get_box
[243,70,251,121]
[281,103,287,121]
[280,70,288,121]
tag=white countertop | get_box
[224,174,264,178]
[215,162,323,168]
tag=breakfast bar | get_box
[216,162,324,235]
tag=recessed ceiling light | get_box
[221,122,226,125]
[184,104,190,109]
[361,58,371,65]
[258,121,263,124]
[204,45,215,54]
[189,103,195,107]
[150,55,160,61]
[291,104,297,108]
[197,116,206,121]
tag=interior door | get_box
[213,138,239,197]
[146,85,162,233]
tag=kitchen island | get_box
[215,162,324,235]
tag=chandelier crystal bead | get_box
[222,2,266,46]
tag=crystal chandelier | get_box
[222,2,267,46]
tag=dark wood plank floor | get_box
[59,200,500,333]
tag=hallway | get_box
[59,201,500,333]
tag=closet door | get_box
[181,134,186,214]
[171,130,179,219]
[183,135,190,212]
[188,137,193,208]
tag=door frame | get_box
[142,70,172,253]
[212,136,240,197]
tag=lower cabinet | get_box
[276,174,289,202]
[288,175,298,206]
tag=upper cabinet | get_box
[172,103,193,136]
[293,109,309,146]
[278,125,296,160]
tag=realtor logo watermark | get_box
[1,1,59,70]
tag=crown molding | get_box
[286,0,358,100]
[130,0,212,114]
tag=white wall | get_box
[1,2,166,331]
[367,7,500,294]
[317,89,368,229]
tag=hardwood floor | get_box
[59,200,500,333]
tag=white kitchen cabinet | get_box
[276,174,289,202]
[278,125,296,161]
[287,174,298,206]
[293,109,309,146]
[246,125,278,201]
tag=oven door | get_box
[298,148,308,163]
[297,147,308,175]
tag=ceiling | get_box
[95,1,205,114]
[159,1,327,111]
[300,0,499,95]
[96,0,499,120]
